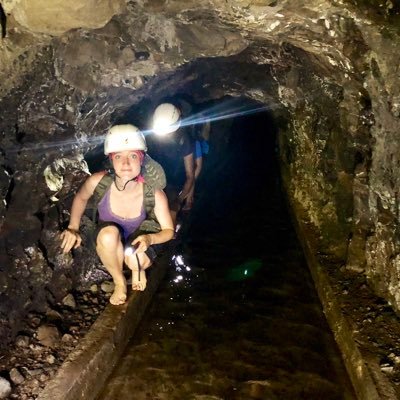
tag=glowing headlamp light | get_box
[152,121,180,136]
[124,246,135,256]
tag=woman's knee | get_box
[96,225,121,248]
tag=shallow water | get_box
[97,142,355,399]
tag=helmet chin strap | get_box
[114,174,139,191]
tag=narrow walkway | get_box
[97,119,355,399]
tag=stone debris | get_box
[0,377,12,399]
[101,281,115,293]
[29,317,41,329]
[15,335,30,348]
[45,309,63,322]
[242,380,276,400]
[61,334,74,343]
[45,354,56,365]
[0,289,108,399]
[381,364,395,374]
[36,325,60,347]
[62,293,77,309]
[10,367,25,385]
[90,284,98,293]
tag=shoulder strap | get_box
[142,155,166,190]
[143,183,155,216]
[138,183,161,233]
[91,173,113,222]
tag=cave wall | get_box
[362,28,400,307]
[275,9,400,312]
[0,0,400,345]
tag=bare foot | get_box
[109,281,127,305]
[132,268,147,291]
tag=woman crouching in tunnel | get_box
[60,125,174,305]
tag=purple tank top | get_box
[97,187,146,240]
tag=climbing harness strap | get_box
[91,173,161,233]
[91,173,113,223]
[136,254,141,282]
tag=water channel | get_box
[97,112,356,400]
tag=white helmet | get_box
[104,124,147,155]
[152,103,181,136]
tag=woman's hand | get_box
[60,228,82,253]
[131,234,153,253]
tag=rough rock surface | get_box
[2,0,125,35]
[0,284,110,400]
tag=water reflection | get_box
[170,253,200,286]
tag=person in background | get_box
[183,116,210,211]
[60,124,174,305]
[147,101,195,224]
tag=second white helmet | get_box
[104,124,147,155]
[152,103,181,136]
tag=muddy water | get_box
[97,118,355,399]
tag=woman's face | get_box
[111,150,142,179]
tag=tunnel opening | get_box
[182,96,281,238]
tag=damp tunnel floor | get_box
[96,124,356,400]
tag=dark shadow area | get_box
[0,4,6,39]
[184,96,279,245]
[84,145,108,173]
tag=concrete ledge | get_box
[37,253,170,400]
[294,218,397,400]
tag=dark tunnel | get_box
[95,96,356,400]
[1,1,400,398]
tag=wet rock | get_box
[242,380,277,400]
[62,293,76,309]
[36,325,60,347]
[10,367,25,384]
[4,0,126,35]
[15,335,30,348]
[69,325,79,334]
[26,368,44,377]
[48,273,73,302]
[90,284,98,293]
[135,51,150,61]
[29,344,44,352]
[101,281,114,293]
[45,354,56,364]
[61,334,74,343]
[45,309,63,322]
[394,357,400,365]
[28,378,40,392]
[381,364,394,374]
[0,376,12,398]
[29,317,41,328]
[38,373,48,383]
